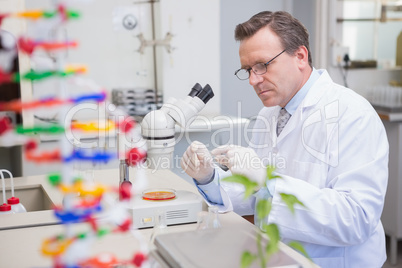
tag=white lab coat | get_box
[210,70,389,268]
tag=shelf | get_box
[337,17,402,22]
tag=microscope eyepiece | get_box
[196,84,214,104]
[188,83,203,97]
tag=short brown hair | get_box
[235,11,312,67]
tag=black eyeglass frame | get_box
[234,49,287,80]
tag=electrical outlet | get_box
[332,46,349,67]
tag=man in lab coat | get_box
[181,11,388,268]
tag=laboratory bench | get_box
[0,168,317,268]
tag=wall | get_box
[292,0,316,55]
[158,0,221,116]
[25,0,221,118]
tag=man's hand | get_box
[181,141,214,184]
[211,145,266,186]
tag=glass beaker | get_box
[207,205,221,229]
[149,210,167,246]
[196,211,209,230]
[196,206,222,230]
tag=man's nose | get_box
[248,71,263,86]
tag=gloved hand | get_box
[211,145,266,186]
[181,141,214,184]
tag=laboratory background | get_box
[0,0,402,267]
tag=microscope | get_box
[118,83,214,228]
[140,82,214,170]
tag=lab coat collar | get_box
[300,69,332,109]
[285,68,320,115]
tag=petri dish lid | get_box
[142,188,176,201]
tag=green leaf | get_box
[279,193,306,214]
[222,174,259,199]
[288,241,311,260]
[266,166,281,181]
[240,251,257,268]
[256,199,272,220]
[266,241,279,257]
[264,224,280,256]
[264,224,280,244]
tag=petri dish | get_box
[142,188,176,201]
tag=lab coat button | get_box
[272,147,279,154]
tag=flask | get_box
[149,210,167,246]
[207,205,221,229]
[196,206,222,230]
[8,196,27,213]
[196,211,209,230]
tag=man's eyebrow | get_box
[240,63,252,69]
[241,59,266,69]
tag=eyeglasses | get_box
[234,49,287,80]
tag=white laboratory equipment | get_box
[141,83,214,170]
[151,227,309,268]
[0,203,14,214]
[8,196,26,213]
[1,169,25,214]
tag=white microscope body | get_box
[141,83,214,170]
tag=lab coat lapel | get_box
[276,70,332,143]
[301,70,332,109]
[270,106,281,147]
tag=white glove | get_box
[211,145,266,186]
[181,141,214,184]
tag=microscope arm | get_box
[141,83,214,170]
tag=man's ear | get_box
[295,45,309,69]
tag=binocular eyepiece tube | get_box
[188,83,214,104]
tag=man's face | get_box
[239,27,304,108]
